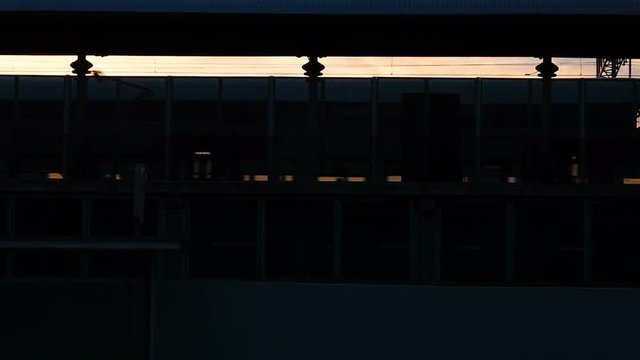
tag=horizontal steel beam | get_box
[0,13,638,57]
[0,240,180,250]
[3,180,640,198]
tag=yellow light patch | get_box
[47,172,64,180]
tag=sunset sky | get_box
[0,56,633,78]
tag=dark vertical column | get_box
[146,253,158,360]
[506,200,516,283]
[164,77,173,180]
[303,56,324,182]
[267,77,276,181]
[71,55,92,121]
[370,77,379,180]
[7,194,15,240]
[257,199,266,280]
[583,199,593,285]
[63,76,71,175]
[6,77,18,178]
[4,193,16,277]
[578,79,587,183]
[527,80,534,130]
[535,57,558,181]
[216,78,223,125]
[432,200,442,282]
[423,79,430,180]
[332,199,342,280]
[82,195,91,237]
[409,200,418,283]
[474,78,482,180]
[69,55,93,179]
[5,253,14,277]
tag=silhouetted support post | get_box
[506,200,516,282]
[332,199,342,279]
[432,200,442,282]
[134,163,147,238]
[578,79,587,182]
[303,56,324,181]
[70,55,93,178]
[63,76,71,175]
[267,77,276,181]
[257,199,266,280]
[370,77,379,180]
[164,77,173,180]
[409,200,418,283]
[146,253,158,360]
[535,56,558,180]
[5,253,14,277]
[474,78,482,180]
[583,200,593,284]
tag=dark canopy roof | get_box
[0,0,638,57]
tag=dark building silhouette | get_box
[3,1,640,360]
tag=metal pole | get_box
[409,200,418,283]
[164,77,173,180]
[62,76,71,175]
[506,201,516,282]
[579,79,587,182]
[432,200,442,282]
[146,253,158,360]
[257,200,266,280]
[474,78,482,180]
[370,77,378,180]
[583,200,593,284]
[267,77,276,181]
[333,199,342,279]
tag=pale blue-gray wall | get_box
[155,281,640,360]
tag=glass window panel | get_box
[0,197,6,236]
[0,76,14,121]
[274,78,309,176]
[189,199,257,279]
[172,77,218,123]
[519,80,579,184]
[218,79,268,177]
[320,79,371,177]
[586,80,636,184]
[552,80,580,129]
[265,200,333,280]
[119,77,165,122]
[515,199,583,284]
[480,80,530,183]
[15,197,82,237]
[342,200,409,282]
[90,198,158,237]
[442,199,506,283]
[6,77,64,178]
[592,200,640,285]
[79,78,165,180]
[377,79,424,177]
[17,77,65,120]
[87,77,116,122]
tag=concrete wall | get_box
[155,281,640,360]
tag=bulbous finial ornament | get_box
[536,57,558,78]
[71,55,93,75]
[303,56,325,79]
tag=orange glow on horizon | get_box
[0,56,624,78]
